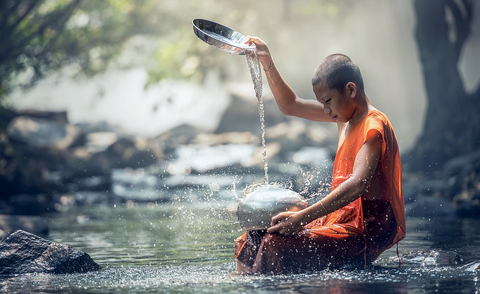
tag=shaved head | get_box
[311,54,364,93]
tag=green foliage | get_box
[0,0,163,102]
[145,0,351,87]
[0,0,349,103]
[146,33,201,87]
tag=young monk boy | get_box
[234,37,406,274]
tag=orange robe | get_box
[234,109,406,274]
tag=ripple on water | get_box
[1,261,479,294]
[7,204,478,293]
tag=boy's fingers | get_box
[268,224,294,236]
[267,223,287,235]
[244,36,255,45]
[266,224,277,234]
[270,212,288,226]
[244,36,264,46]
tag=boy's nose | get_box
[324,107,331,115]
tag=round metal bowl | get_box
[236,185,308,231]
[192,19,255,55]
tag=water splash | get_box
[245,48,269,185]
[240,181,285,197]
[4,260,480,293]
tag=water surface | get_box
[1,200,479,294]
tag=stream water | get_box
[0,201,479,293]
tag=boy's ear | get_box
[346,82,356,97]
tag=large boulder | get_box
[14,110,69,123]
[0,128,17,197]
[0,110,78,198]
[0,127,62,199]
[447,151,480,216]
[402,149,480,217]
[7,116,81,150]
[89,137,159,171]
[215,86,287,135]
[0,230,100,275]
[157,124,204,148]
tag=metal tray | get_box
[192,19,255,55]
[237,185,308,231]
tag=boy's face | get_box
[313,81,356,123]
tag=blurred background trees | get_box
[0,0,478,174]
[406,0,479,173]
[0,0,164,101]
[0,0,353,103]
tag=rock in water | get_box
[0,230,100,275]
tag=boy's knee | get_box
[262,233,284,249]
[262,233,306,252]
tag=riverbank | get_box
[0,95,335,229]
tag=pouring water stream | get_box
[245,48,269,185]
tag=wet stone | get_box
[0,230,100,275]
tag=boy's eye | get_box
[325,99,331,103]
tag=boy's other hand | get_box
[267,211,303,236]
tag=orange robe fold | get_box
[235,109,406,274]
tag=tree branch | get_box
[0,0,82,91]
[0,1,24,29]
[19,0,82,52]
[0,0,43,41]
[0,1,42,60]
[446,0,473,62]
[1,0,81,69]
[33,0,82,73]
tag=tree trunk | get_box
[407,0,479,173]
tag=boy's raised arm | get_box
[245,37,332,122]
